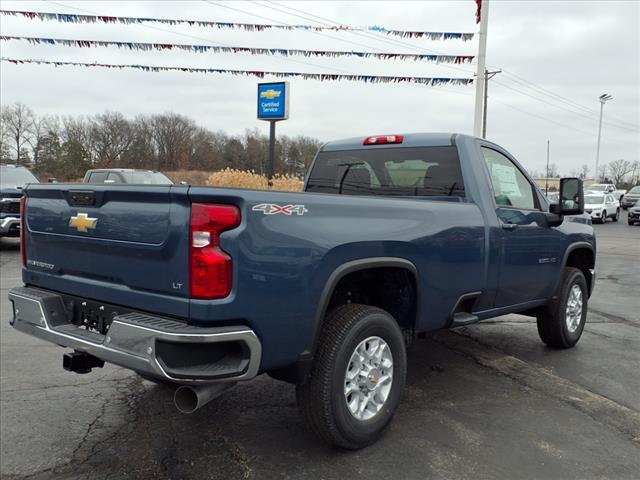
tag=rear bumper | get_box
[8,286,262,384]
[0,216,20,236]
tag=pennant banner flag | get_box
[0,36,474,64]
[0,57,474,86]
[0,10,475,41]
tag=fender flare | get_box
[303,256,418,357]
[553,241,595,294]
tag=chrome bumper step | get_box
[8,286,262,384]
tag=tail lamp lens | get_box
[189,203,240,299]
[20,196,26,267]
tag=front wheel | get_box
[537,267,588,348]
[296,304,407,449]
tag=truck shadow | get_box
[45,337,488,480]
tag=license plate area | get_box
[61,295,131,335]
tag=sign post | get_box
[257,82,289,186]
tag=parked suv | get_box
[584,193,620,223]
[0,164,39,237]
[83,169,173,185]
[621,186,640,209]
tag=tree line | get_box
[529,158,640,190]
[0,103,321,180]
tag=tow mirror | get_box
[550,177,584,216]
[47,177,58,183]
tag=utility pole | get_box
[595,93,612,182]
[473,0,490,137]
[545,139,550,194]
[481,68,501,138]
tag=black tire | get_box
[612,209,619,221]
[296,304,407,449]
[623,206,628,210]
[629,220,634,226]
[537,267,588,349]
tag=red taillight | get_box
[20,196,26,267]
[363,135,404,145]
[189,203,240,299]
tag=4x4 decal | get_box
[252,203,308,216]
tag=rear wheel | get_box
[537,267,588,348]
[297,304,407,449]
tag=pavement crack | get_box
[435,330,640,444]
[590,308,640,328]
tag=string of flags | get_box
[0,57,475,86]
[0,10,475,41]
[0,36,475,64]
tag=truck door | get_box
[481,147,563,307]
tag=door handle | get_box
[502,222,518,230]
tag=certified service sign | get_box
[257,82,289,121]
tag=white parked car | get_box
[584,193,620,223]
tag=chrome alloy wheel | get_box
[565,284,583,333]
[344,336,394,421]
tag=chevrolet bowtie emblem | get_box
[69,213,98,232]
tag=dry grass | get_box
[165,170,211,185]
[206,168,303,192]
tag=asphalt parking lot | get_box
[1,214,639,480]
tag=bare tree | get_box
[597,164,608,183]
[0,103,35,164]
[90,112,133,167]
[30,114,59,166]
[580,164,590,180]
[150,113,195,170]
[606,159,633,186]
[547,163,559,178]
[629,160,640,186]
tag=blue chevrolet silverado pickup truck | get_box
[9,133,595,449]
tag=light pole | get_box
[595,93,612,182]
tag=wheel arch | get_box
[268,257,418,384]
[559,242,595,297]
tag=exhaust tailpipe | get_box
[174,382,236,414]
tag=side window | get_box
[481,147,538,210]
[88,172,108,183]
[106,172,123,183]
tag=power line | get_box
[205,0,477,76]
[268,1,640,134]
[498,69,639,130]
[260,0,478,76]
[492,78,639,134]
[490,98,594,137]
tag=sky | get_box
[0,0,638,176]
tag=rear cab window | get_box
[87,172,108,183]
[306,146,465,198]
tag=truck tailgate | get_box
[22,184,191,318]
